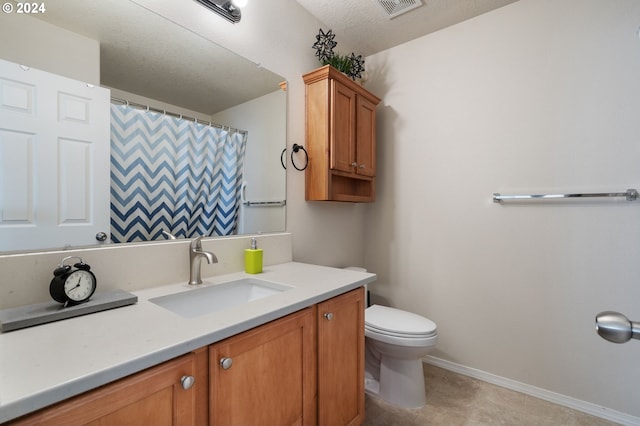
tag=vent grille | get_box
[376,0,423,19]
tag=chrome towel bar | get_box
[493,189,638,203]
[240,181,286,207]
[242,200,286,207]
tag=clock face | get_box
[64,270,96,302]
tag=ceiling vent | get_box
[375,0,423,19]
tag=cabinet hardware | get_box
[324,312,334,320]
[181,375,195,390]
[220,357,233,370]
[351,162,357,167]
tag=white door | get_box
[0,58,110,252]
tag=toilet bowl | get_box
[365,304,438,408]
[343,267,438,409]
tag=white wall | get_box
[0,12,99,83]
[364,0,640,419]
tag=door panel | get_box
[318,288,365,426]
[210,308,316,426]
[0,58,110,251]
[330,80,356,173]
[356,96,376,177]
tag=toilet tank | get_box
[344,266,370,307]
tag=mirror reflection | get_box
[0,0,287,253]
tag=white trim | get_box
[424,355,640,426]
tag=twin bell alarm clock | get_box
[49,256,97,306]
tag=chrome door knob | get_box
[220,357,233,370]
[95,232,108,241]
[324,312,334,320]
[181,375,195,390]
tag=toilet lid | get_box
[365,305,437,337]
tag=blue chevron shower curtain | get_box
[110,104,247,243]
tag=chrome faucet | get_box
[189,236,218,285]
[162,229,177,240]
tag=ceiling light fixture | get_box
[193,0,243,23]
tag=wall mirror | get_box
[0,0,287,253]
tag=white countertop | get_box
[0,262,376,423]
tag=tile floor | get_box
[361,363,619,426]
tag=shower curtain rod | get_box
[110,96,248,135]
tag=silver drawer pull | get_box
[181,375,195,390]
[220,357,233,370]
[324,312,334,320]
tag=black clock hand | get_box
[68,278,82,291]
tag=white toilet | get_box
[346,267,438,409]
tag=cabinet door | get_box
[209,308,316,426]
[356,96,377,177]
[330,80,356,174]
[8,353,200,426]
[317,288,365,426]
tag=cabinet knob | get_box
[220,357,233,370]
[351,162,357,167]
[181,375,195,390]
[359,164,366,168]
[324,312,334,320]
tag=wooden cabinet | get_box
[8,350,205,426]
[209,307,316,426]
[303,65,381,202]
[317,287,365,426]
[7,290,365,426]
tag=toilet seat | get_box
[365,305,437,338]
[366,324,436,339]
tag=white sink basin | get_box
[149,278,292,318]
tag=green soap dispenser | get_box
[244,237,263,274]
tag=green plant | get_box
[322,53,353,75]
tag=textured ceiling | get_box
[295,0,520,56]
[29,0,283,115]
[28,0,520,114]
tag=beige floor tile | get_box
[361,363,620,426]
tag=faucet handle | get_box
[190,235,204,250]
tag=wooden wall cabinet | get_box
[303,65,381,202]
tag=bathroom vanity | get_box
[0,262,374,425]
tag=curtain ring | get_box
[280,148,287,170]
[291,144,308,171]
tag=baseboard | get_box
[423,355,640,426]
